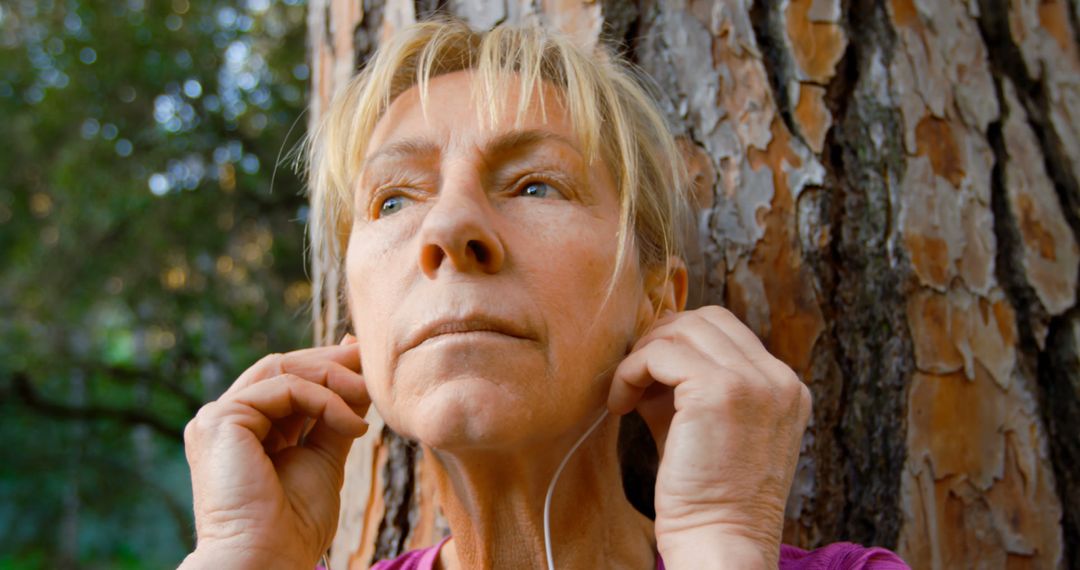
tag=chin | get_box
[405,379,534,450]
[384,347,549,450]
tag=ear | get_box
[635,257,689,334]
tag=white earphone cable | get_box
[543,408,610,570]
[320,408,610,570]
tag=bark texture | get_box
[307,1,1080,568]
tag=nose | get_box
[416,180,505,278]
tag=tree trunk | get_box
[308,1,1080,568]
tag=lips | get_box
[404,315,535,352]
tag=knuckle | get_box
[256,352,286,374]
[670,326,697,345]
[185,401,224,443]
[783,369,802,393]
[685,307,709,324]
[650,337,679,354]
[701,304,728,319]
[686,312,715,333]
[776,373,804,404]
[798,380,812,401]
[799,383,813,415]
[769,360,800,389]
[688,371,747,409]
[276,373,324,396]
[277,372,306,386]
[183,417,199,444]
[191,402,221,428]
[709,305,742,325]
[679,384,725,411]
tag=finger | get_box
[607,339,712,415]
[228,374,368,442]
[275,422,357,543]
[262,424,289,455]
[230,342,363,394]
[274,417,362,516]
[690,308,809,410]
[279,359,370,412]
[274,414,311,447]
[633,312,760,377]
[631,310,704,354]
[692,306,778,365]
[634,382,676,458]
[227,354,370,420]
[226,342,363,397]
[297,414,362,465]
[629,310,680,351]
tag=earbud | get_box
[543,408,609,570]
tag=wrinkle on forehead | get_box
[365,70,583,164]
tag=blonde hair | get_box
[305,17,691,344]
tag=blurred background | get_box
[4,0,1079,568]
[0,1,313,567]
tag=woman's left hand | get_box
[607,305,812,568]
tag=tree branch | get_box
[92,361,204,414]
[10,371,185,442]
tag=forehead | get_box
[365,69,577,160]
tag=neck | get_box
[426,412,656,570]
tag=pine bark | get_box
[308,1,1080,568]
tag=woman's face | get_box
[345,70,652,450]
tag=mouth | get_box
[404,316,535,352]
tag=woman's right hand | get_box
[180,335,370,569]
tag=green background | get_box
[0,1,313,567]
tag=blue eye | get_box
[378,195,412,216]
[520,181,555,198]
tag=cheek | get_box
[524,216,624,307]
[513,215,640,368]
[344,238,378,337]
[344,220,415,325]
[344,234,401,405]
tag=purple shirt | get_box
[369,536,910,569]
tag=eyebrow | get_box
[359,138,440,172]
[360,129,584,172]
[482,129,584,161]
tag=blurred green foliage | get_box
[0,0,313,567]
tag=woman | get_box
[180,19,908,569]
